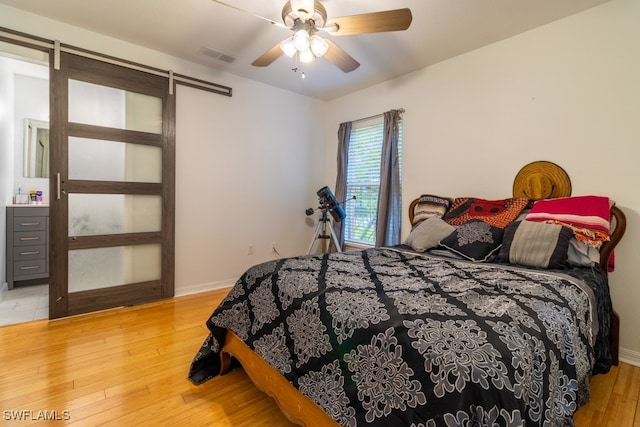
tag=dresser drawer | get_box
[14,231,47,246]
[12,207,48,217]
[7,206,50,289]
[13,245,47,261]
[13,216,47,232]
[14,259,47,277]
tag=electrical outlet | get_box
[247,244,254,255]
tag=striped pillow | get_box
[411,194,452,227]
[499,220,573,268]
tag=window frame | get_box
[343,116,402,246]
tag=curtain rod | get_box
[351,108,405,124]
[0,26,232,97]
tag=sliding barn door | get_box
[49,52,175,318]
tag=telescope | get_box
[306,186,350,254]
[315,186,346,222]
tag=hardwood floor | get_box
[0,289,638,426]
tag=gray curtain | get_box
[376,109,402,247]
[333,121,352,250]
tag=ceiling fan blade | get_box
[323,39,360,73]
[325,8,412,36]
[252,43,284,67]
[211,0,289,29]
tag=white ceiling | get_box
[0,0,610,100]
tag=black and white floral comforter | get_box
[189,248,613,427]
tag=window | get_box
[343,117,402,245]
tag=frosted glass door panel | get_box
[69,194,161,236]
[69,137,162,182]
[69,80,162,134]
[68,244,161,292]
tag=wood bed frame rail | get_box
[219,331,339,427]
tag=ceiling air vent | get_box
[199,46,236,64]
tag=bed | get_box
[189,161,626,426]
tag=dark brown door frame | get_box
[49,52,175,318]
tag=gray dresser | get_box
[6,206,49,290]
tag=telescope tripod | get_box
[307,208,342,255]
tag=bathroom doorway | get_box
[0,42,50,326]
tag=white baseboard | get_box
[619,347,640,367]
[174,278,236,297]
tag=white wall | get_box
[175,80,324,295]
[0,5,325,296]
[323,0,640,361]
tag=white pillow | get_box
[404,217,455,252]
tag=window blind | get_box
[344,119,402,245]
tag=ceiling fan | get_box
[211,0,412,73]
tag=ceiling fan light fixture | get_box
[298,49,315,63]
[309,35,328,57]
[244,1,409,72]
[280,36,296,57]
[293,29,310,52]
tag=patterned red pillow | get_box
[443,197,529,228]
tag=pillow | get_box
[404,217,455,252]
[443,197,529,228]
[411,194,452,227]
[498,220,573,269]
[439,220,504,262]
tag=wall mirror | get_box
[23,118,50,178]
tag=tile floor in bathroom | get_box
[0,283,48,326]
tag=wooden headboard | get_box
[599,205,626,272]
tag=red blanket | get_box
[525,195,611,247]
